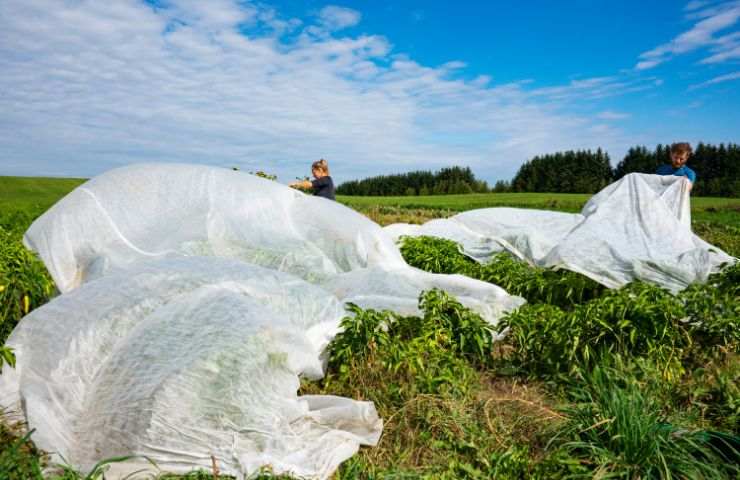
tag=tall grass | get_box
[550,365,739,479]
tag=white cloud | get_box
[685,0,713,11]
[636,1,740,69]
[0,0,639,183]
[317,5,361,31]
[597,111,631,120]
[529,76,658,101]
[688,70,740,88]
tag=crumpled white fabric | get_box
[385,173,736,292]
[0,163,524,479]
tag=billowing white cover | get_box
[385,173,736,292]
[1,163,524,479]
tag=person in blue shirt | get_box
[656,142,696,191]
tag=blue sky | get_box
[0,0,738,184]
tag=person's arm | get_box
[289,179,312,189]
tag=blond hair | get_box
[311,158,330,175]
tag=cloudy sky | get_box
[1,0,738,184]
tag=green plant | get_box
[327,289,494,400]
[500,282,691,382]
[549,365,739,479]
[0,222,55,345]
[249,170,278,181]
[399,236,605,309]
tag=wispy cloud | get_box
[597,111,631,120]
[0,0,644,182]
[529,75,659,102]
[317,5,361,31]
[689,70,740,88]
[636,1,740,69]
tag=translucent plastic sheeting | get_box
[22,163,406,293]
[2,163,524,479]
[0,258,375,478]
[385,174,736,292]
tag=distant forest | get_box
[336,143,739,197]
[336,166,489,196]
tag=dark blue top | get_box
[656,164,696,183]
[311,176,335,200]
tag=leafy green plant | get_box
[500,282,692,382]
[327,289,494,401]
[549,365,739,479]
[399,236,605,308]
[500,269,740,384]
[249,170,278,181]
[681,353,740,434]
[0,215,55,345]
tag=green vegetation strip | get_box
[1,176,739,479]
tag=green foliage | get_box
[328,289,495,401]
[398,235,476,276]
[0,215,55,346]
[501,268,739,384]
[2,176,739,478]
[550,365,740,479]
[249,170,278,181]
[316,292,570,478]
[0,176,85,214]
[511,148,613,194]
[693,221,740,257]
[615,142,740,197]
[0,429,44,480]
[475,253,605,308]
[501,282,690,382]
[400,236,605,308]
[337,166,488,196]
[680,351,740,434]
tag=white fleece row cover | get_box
[0,163,524,479]
[384,173,736,292]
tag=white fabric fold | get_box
[384,173,735,292]
[2,163,523,479]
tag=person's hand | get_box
[289,179,312,189]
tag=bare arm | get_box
[289,180,312,189]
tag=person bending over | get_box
[289,159,336,200]
[656,142,696,191]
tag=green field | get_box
[338,192,740,227]
[0,176,86,214]
[339,191,740,212]
[1,176,739,479]
[1,175,738,224]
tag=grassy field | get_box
[0,176,738,479]
[0,176,86,214]
[338,192,740,227]
[1,175,738,224]
[339,191,740,212]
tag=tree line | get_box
[336,166,489,196]
[613,143,740,197]
[337,143,739,197]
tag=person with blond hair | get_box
[656,142,696,191]
[289,159,336,200]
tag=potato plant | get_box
[1,187,739,479]
[0,213,55,367]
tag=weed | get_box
[549,365,739,479]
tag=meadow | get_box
[0,176,738,479]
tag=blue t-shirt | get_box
[656,164,696,183]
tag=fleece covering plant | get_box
[2,182,739,479]
[400,235,605,308]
